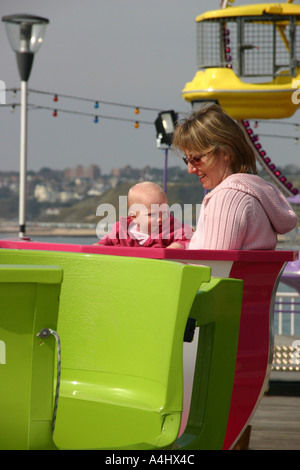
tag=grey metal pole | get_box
[19,80,28,238]
[163,148,168,194]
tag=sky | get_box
[0,0,299,175]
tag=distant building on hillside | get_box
[34,184,60,203]
[110,165,148,181]
[65,164,101,180]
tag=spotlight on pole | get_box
[154,110,177,193]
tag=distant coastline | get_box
[0,223,97,237]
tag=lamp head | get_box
[2,14,49,81]
[155,110,177,147]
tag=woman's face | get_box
[184,149,232,190]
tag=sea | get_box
[2,233,300,336]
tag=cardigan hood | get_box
[203,173,297,234]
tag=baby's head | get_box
[128,182,169,235]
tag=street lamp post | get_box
[154,110,177,193]
[2,14,49,238]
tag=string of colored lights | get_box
[28,104,154,127]
[253,120,300,128]
[7,87,165,114]
[3,102,154,128]
[254,133,299,142]
[4,87,179,127]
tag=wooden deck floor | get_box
[249,380,300,450]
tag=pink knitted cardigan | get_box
[188,173,298,250]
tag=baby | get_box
[95,182,193,248]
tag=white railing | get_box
[273,292,300,372]
[275,292,300,336]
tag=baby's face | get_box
[135,203,169,235]
[129,189,169,235]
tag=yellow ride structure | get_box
[183,2,300,119]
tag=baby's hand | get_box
[166,242,185,249]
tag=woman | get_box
[171,104,297,250]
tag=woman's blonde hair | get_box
[172,103,257,174]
